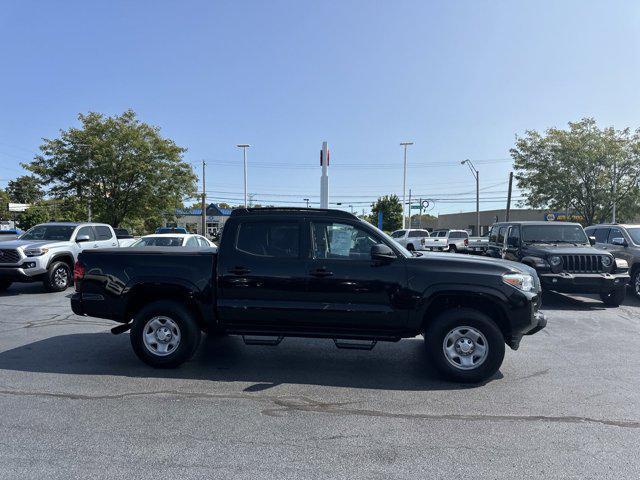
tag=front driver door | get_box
[304,220,408,330]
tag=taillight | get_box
[73,261,85,287]
[464,238,469,246]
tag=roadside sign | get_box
[421,200,430,209]
[8,203,29,212]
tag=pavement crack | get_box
[0,387,637,430]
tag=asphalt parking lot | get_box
[0,283,639,479]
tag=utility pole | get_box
[400,142,414,228]
[320,141,329,209]
[236,144,250,207]
[612,159,617,223]
[408,188,412,228]
[506,171,513,222]
[461,159,480,236]
[201,159,206,236]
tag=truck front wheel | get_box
[130,301,201,368]
[0,280,12,292]
[600,287,625,307]
[424,308,505,383]
[43,261,71,292]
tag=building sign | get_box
[8,203,29,212]
[544,212,584,222]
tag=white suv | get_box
[0,222,118,292]
[390,229,430,251]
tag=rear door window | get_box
[94,226,113,240]
[408,230,428,238]
[236,221,300,258]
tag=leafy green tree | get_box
[0,189,9,220]
[371,194,403,231]
[6,175,43,204]
[25,110,197,228]
[511,118,640,225]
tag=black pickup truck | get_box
[71,208,546,383]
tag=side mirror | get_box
[611,237,627,247]
[371,244,396,261]
[76,234,91,243]
[588,236,596,246]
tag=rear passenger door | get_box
[94,225,118,248]
[218,219,309,327]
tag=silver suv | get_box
[585,224,640,298]
[0,222,118,292]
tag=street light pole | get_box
[236,144,250,208]
[612,159,617,223]
[461,159,480,236]
[303,198,310,208]
[400,142,414,229]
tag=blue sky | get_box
[1,0,639,215]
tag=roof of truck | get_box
[230,207,358,219]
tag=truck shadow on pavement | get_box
[0,332,497,391]
[540,289,640,311]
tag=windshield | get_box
[131,236,184,247]
[522,224,588,244]
[20,225,76,241]
[626,228,640,245]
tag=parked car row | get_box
[0,222,216,292]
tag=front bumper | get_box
[539,272,630,293]
[0,263,47,281]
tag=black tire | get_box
[0,280,12,292]
[130,300,201,368]
[631,269,640,300]
[407,243,415,251]
[600,287,625,307]
[424,308,505,383]
[449,244,457,253]
[43,261,71,292]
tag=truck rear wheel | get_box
[43,261,71,292]
[130,301,201,368]
[407,243,415,251]
[449,244,457,253]
[424,308,505,383]
[600,287,625,307]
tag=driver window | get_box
[76,226,95,241]
[507,226,520,245]
[607,228,623,244]
[311,222,382,260]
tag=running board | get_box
[242,335,284,346]
[333,339,377,350]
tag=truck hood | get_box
[410,251,537,276]
[0,239,71,250]
[521,244,608,256]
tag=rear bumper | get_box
[539,272,629,293]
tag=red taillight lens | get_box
[464,238,469,246]
[73,261,85,285]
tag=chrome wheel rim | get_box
[54,267,68,288]
[143,316,181,357]
[442,326,488,370]
[635,272,640,295]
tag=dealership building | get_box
[165,203,232,238]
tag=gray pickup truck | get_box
[585,224,640,298]
[0,222,119,292]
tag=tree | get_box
[6,175,43,204]
[25,110,197,228]
[511,118,640,225]
[0,189,9,220]
[371,194,403,231]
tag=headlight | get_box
[549,256,562,267]
[601,256,612,268]
[25,247,49,257]
[502,273,535,292]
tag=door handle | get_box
[93,244,99,248]
[228,266,251,275]
[310,268,333,278]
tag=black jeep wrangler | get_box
[487,221,629,306]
